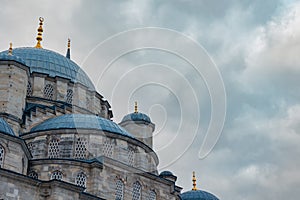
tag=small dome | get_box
[0,53,26,65]
[180,190,219,200]
[160,171,174,176]
[0,47,95,90]
[30,114,134,138]
[121,112,151,123]
[0,117,15,136]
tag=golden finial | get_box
[192,171,197,191]
[134,101,138,113]
[68,38,71,49]
[8,42,13,55]
[35,17,44,48]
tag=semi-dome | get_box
[0,117,15,136]
[121,112,152,123]
[30,114,134,138]
[180,190,219,200]
[0,47,95,90]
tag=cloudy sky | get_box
[1,0,300,199]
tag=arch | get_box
[28,171,38,179]
[50,170,63,180]
[65,89,73,104]
[48,139,60,158]
[27,81,33,96]
[148,190,156,200]
[132,181,141,200]
[115,179,124,200]
[75,172,87,188]
[74,137,87,159]
[0,145,4,168]
[43,83,54,100]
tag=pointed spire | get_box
[66,38,71,59]
[35,17,44,48]
[8,42,13,55]
[192,171,197,191]
[134,101,138,113]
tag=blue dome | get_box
[0,117,15,136]
[0,47,95,90]
[180,190,219,200]
[160,171,174,176]
[30,114,134,138]
[0,53,26,65]
[121,112,151,123]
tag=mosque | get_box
[0,17,220,200]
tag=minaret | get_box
[35,17,44,48]
[66,38,71,59]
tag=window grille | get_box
[103,138,113,158]
[74,137,87,159]
[27,81,33,96]
[28,171,38,179]
[43,84,54,100]
[28,142,34,152]
[0,145,4,168]
[75,172,87,188]
[48,139,60,158]
[50,170,63,180]
[65,89,73,104]
[132,181,141,200]
[115,179,124,200]
[128,147,135,166]
[148,190,156,200]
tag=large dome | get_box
[180,190,219,200]
[0,47,95,90]
[30,114,134,138]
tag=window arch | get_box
[128,147,135,166]
[0,145,4,168]
[132,181,141,200]
[27,81,33,96]
[103,138,114,158]
[50,170,63,180]
[65,89,73,104]
[75,172,87,188]
[48,139,60,158]
[28,171,38,179]
[148,190,156,200]
[43,84,54,100]
[115,179,124,200]
[74,137,87,159]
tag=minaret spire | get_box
[192,171,197,191]
[134,101,138,113]
[35,17,44,48]
[8,42,13,55]
[66,38,71,59]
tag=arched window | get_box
[50,170,63,180]
[65,89,73,104]
[128,147,135,166]
[43,84,54,100]
[115,179,124,200]
[0,145,4,168]
[75,172,87,188]
[48,139,60,158]
[28,171,38,179]
[27,81,33,96]
[132,181,141,200]
[103,138,113,158]
[74,137,87,159]
[148,190,156,200]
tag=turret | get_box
[119,102,155,148]
[0,43,29,135]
